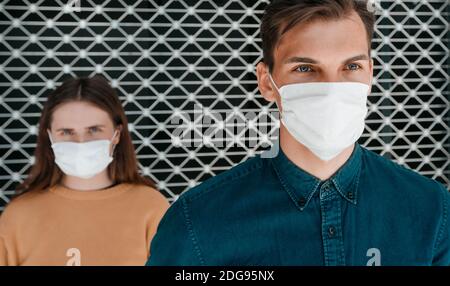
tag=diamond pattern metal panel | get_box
[0,0,449,211]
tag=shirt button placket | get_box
[319,182,345,266]
[328,226,336,238]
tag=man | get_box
[147,0,450,266]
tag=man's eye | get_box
[295,65,313,73]
[346,63,361,71]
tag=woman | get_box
[0,76,169,266]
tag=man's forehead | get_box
[275,11,370,61]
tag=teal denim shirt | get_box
[147,144,450,266]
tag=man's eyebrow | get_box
[343,54,370,64]
[284,54,370,65]
[85,124,105,129]
[284,56,318,64]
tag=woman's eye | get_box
[62,130,73,136]
[346,63,361,71]
[89,127,99,133]
[295,65,313,73]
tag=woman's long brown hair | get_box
[16,75,155,194]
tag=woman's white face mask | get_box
[48,130,118,179]
[269,75,370,161]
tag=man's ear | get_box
[256,62,278,103]
[368,58,374,95]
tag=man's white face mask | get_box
[48,130,118,179]
[269,75,370,161]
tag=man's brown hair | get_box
[260,0,376,71]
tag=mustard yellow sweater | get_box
[0,183,169,266]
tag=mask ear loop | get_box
[110,129,119,156]
[268,73,281,93]
[267,74,285,123]
[47,129,54,145]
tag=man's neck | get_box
[279,125,355,181]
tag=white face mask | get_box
[48,130,118,179]
[269,75,370,161]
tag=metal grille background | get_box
[0,0,449,211]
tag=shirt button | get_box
[298,197,306,207]
[328,226,336,237]
[347,192,354,199]
[323,183,330,191]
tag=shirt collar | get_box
[271,144,362,211]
